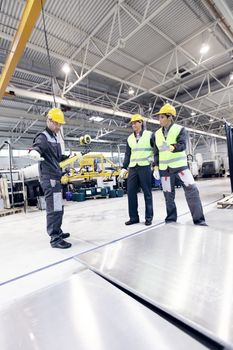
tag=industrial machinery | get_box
[60,152,121,188]
[21,134,91,205]
[201,159,222,177]
[21,132,125,205]
[22,164,43,206]
[22,151,122,205]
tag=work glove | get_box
[169,145,175,152]
[28,150,44,161]
[62,167,70,176]
[159,141,170,152]
[153,166,160,180]
[159,142,175,152]
[118,168,128,180]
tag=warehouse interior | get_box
[0,0,233,349]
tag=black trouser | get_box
[40,176,64,243]
[160,169,205,224]
[127,165,153,221]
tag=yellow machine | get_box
[60,152,121,184]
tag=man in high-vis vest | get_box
[30,108,72,249]
[119,114,154,226]
[154,103,207,226]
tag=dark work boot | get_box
[194,221,208,226]
[61,232,70,239]
[51,239,72,249]
[125,219,139,225]
[145,220,152,226]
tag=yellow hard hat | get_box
[47,108,65,124]
[130,114,144,123]
[155,103,176,117]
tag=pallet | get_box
[217,194,233,208]
[85,195,108,200]
[0,208,23,217]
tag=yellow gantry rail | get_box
[0,0,46,101]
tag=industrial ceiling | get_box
[0,0,232,151]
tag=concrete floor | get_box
[0,177,231,307]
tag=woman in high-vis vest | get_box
[119,114,154,226]
[153,103,207,226]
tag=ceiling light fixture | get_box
[89,116,104,122]
[200,43,210,55]
[191,111,196,116]
[128,87,135,96]
[230,72,233,80]
[62,63,71,74]
[209,117,214,122]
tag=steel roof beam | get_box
[164,59,231,96]
[12,0,164,81]
[0,15,230,132]
[0,0,46,101]
[4,86,226,140]
[1,26,231,113]
[64,0,172,95]
[124,20,218,82]
[204,0,233,43]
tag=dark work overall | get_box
[127,165,153,222]
[33,129,66,244]
[40,176,64,244]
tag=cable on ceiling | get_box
[40,0,56,106]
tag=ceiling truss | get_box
[0,0,232,150]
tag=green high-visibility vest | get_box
[128,130,153,167]
[155,124,187,170]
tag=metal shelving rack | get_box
[0,170,25,208]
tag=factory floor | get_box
[0,177,232,349]
[0,177,231,306]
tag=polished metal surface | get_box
[78,223,233,349]
[0,269,209,350]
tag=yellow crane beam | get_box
[0,0,46,101]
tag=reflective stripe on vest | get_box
[155,124,187,170]
[42,130,57,143]
[128,130,153,167]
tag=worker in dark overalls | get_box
[153,103,207,226]
[30,108,72,248]
[119,114,154,226]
